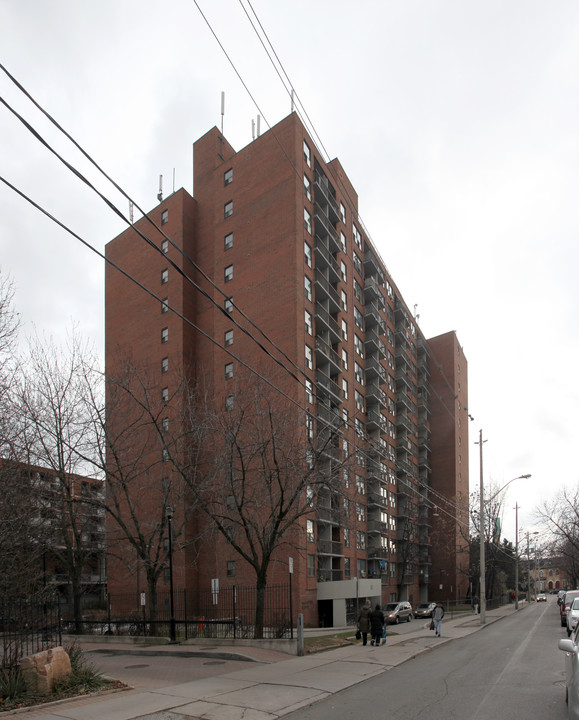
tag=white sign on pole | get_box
[211,578,219,605]
[140,592,146,606]
[289,557,294,574]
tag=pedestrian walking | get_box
[473,595,479,614]
[357,600,372,646]
[433,602,445,637]
[369,604,385,646]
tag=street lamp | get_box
[478,455,530,625]
[166,506,177,644]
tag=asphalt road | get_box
[285,599,568,720]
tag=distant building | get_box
[105,112,469,626]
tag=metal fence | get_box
[0,598,62,667]
[66,583,293,640]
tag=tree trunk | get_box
[254,572,267,639]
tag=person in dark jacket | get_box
[433,602,445,637]
[370,604,385,646]
[357,600,372,645]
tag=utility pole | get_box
[515,503,519,610]
[476,429,487,624]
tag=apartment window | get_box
[161,327,169,343]
[307,554,315,577]
[356,531,366,550]
[354,307,363,330]
[340,231,346,253]
[304,275,312,301]
[387,328,395,346]
[161,209,168,225]
[161,357,169,373]
[225,394,234,411]
[162,447,169,463]
[388,444,396,462]
[342,408,349,425]
[354,361,364,385]
[162,417,169,432]
[389,421,396,439]
[344,557,351,578]
[355,389,364,412]
[225,297,233,313]
[389,516,396,531]
[161,239,169,253]
[389,539,396,554]
[389,491,396,507]
[342,349,348,371]
[342,379,348,400]
[307,519,314,542]
[356,503,366,522]
[386,280,393,299]
[224,200,233,218]
[225,329,233,347]
[305,309,313,335]
[343,467,349,487]
[355,418,364,437]
[343,527,350,548]
[305,345,313,370]
[224,168,233,185]
[341,261,347,282]
[224,232,233,250]
[356,449,365,467]
[340,202,346,224]
[354,278,363,303]
[388,397,395,415]
[161,298,168,314]
[388,351,395,370]
[343,497,350,517]
[341,290,348,311]
[160,386,169,403]
[306,414,314,440]
[227,560,236,577]
[304,208,312,234]
[303,140,311,167]
[341,319,348,341]
[353,252,362,276]
[305,379,314,404]
[304,174,311,201]
[354,334,364,358]
[225,362,234,379]
[161,268,168,284]
[353,224,362,249]
[224,264,233,282]
[388,374,395,392]
[304,241,312,268]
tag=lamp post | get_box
[166,506,177,644]
[477,445,530,625]
[514,503,519,610]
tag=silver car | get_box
[559,621,579,717]
[568,598,579,638]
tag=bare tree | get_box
[9,330,102,628]
[536,487,579,588]
[170,371,348,638]
[85,361,198,620]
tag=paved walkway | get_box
[8,604,524,720]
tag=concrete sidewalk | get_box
[10,604,524,720]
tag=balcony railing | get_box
[316,370,341,403]
[314,237,341,284]
[315,337,341,375]
[314,208,340,254]
[314,271,341,314]
[314,305,340,344]
[317,540,343,556]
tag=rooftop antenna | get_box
[172,168,175,194]
[221,91,225,135]
[291,88,295,112]
[252,119,256,140]
[157,175,163,202]
[256,115,261,137]
[129,201,134,224]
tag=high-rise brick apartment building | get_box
[105,112,469,627]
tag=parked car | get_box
[414,602,437,619]
[562,591,579,628]
[558,621,579,715]
[383,601,413,624]
[567,598,579,637]
[536,593,548,602]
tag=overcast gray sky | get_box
[2,0,578,543]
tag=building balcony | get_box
[396,369,414,394]
[317,506,341,525]
[367,545,389,560]
[317,569,343,582]
[314,237,341,284]
[367,491,388,510]
[365,356,387,384]
[366,409,388,435]
[396,412,415,436]
[396,389,415,415]
[397,457,415,477]
[364,275,382,302]
[394,300,410,325]
[314,305,341,345]
[317,540,343,556]
[364,300,386,329]
[316,370,341,404]
[314,271,341,314]
[367,460,388,483]
[314,208,340,254]
[315,337,341,376]
[314,172,340,224]
[364,250,382,280]
[395,343,413,369]
[367,519,388,535]
[366,382,388,409]
[365,328,386,359]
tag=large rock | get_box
[19,647,72,695]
